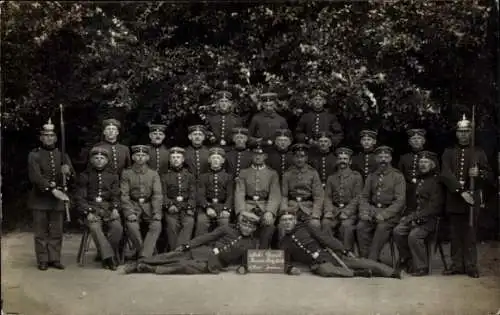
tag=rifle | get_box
[59,104,71,223]
[469,105,478,227]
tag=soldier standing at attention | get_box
[248,91,288,153]
[267,129,294,181]
[280,144,324,229]
[393,151,443,276]
[309,131,338,189]
[235,142,281,249]
[162,147,197,251]
[322,147,363,252]
[295,89,343,147]
[195,147,234,236]
[121,145,163,260]
[28,119,74,270]
[74,146,122,270]
[225,128,252,179]
[184,125,210,181]
[147,123,170,175]
[95,119,131,176]
[440,115,493,278]
[398,129,428,212]
[356,146,406,261]
[352,129,378,181]
[205,90,243,152]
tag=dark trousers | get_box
[194,212,230,237]
[164,213,195,251]
[312,256,394,278]
[33,209,64,264]
[393,219,434,270]
[125,218,162,258]
[356,220,397,260]
[87,218,123,259]
[449,214,478,271]
[258,224,276,249]
[141,248,209,274]
[322,218,357,252]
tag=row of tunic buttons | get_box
[176,172,184,201]
[213,236,242,255]
[213,173,219,201]
[411,154,418,183]
[195,150,200,177]
[321,156,327,187]
[49,151,57,186]
[220,116,226,145]
[374,173,384,207]
[111,146,118,170]
[364,155,370,177]
[458,149,465,188]
[155,148,161,171]
[95,172,103,202]
[291,235,319,259]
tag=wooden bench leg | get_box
[78,229,92,267]
[389,237,397,269]
[76,230,87,265]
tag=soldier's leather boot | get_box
[354,269,372,278]
[442,268,464,276]
[38,262,48,271]
[390,269,403,279]
[411,268,429,277]
[136,263,156,273]
[466,269,480,278]
[123,263,138,274]
[48,261,65,270]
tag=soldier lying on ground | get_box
[123,211,260,275]
[279,209,402,279]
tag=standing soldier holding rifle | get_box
[441,113,493,278]
[28,117,74,270]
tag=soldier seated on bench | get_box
[124,211,260,275]
[279,209,402,279]
[74,146,122,270]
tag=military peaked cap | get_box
[149,124,167,133]
[360,130,378,139]
[169,147,185,155]
[188,125,207,134]
[239,211,260,224]
[275,129,293,140]
[215,90,232,100]
[90,146,110,158]
[102,118,121,129]
[251,140,265,154]
[41,118,56,135]
[278,208,297,218]
[290,143,309,154]
[232,127,249,135]
[310,89,328,98]
[259,92,278,101]
[418,150,438,164]
[335,147,353,156]
[131,145,150,155]
[407,128,426,138]
[318,131,334,141]
[209,147,226,158]
[374,145,393,154]
[457,114,472,130]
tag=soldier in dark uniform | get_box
[279,210,401,278]
[280,144,324,228]
[356,146,406,261]
[225,128,252,179]
[162,147,197,251]
[74,146,122,270]
[248,92,288,152]
[195,147,234,237]
[94,119,131,176]
[322,147,363,252]
[309,131,338,188]
[440,115,494,278]
[352,130,378,181]
[267,129,294,180]
[124,211,260,275]
[398,129,427,212]
[147,123,170,175]
[295,89,343,146]
[28,119,74,270]
[235,142,281,249]
[121,145,163,260]
[184,125,210,181]
[205,90,243,151]
[393,151,443,276]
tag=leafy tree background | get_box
[1,1,499,236]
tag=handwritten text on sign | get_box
[247,250,285,273]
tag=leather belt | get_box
[370,202,388,208]
[209,198,225,204]
[132,197,150,204]
[245,195,268,201]
[333,202,346,208]
[290,196,313,202]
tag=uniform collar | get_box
[337,167,352,176]
[169,165,184,172]
[375,165,392,175]
[210,167,223,173]
[132,164,148,174]
[251,164,266,170]
[40,145,56,151]
[292,165,309,173]
[103,139,118,145]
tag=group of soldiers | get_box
[28,89,494,279]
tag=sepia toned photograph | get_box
[1,1,499,314]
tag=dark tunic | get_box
[295,110,343,145]
[309,149,337,188]
[197,169,234,214]
[226,148,253,179]
[267,148,294,180]
[352,151,377,181]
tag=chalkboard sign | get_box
[247,250,285,273]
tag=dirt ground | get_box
[2,232,500,315]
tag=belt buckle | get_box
[253,195,260,201]
[49,181,57,188]
[220,140,226,146]
[267,140,273,146]
[376,203,382,208]
[176,196,184,202]
[411,178,417,184]
[212,198,219,204]
[212,248,220,255]
[311,251,319,259]
[138,198,145,204]
[339,203,345,208]
[296,197,302,202]
[459,180,465,187]
[95,196,103,203]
